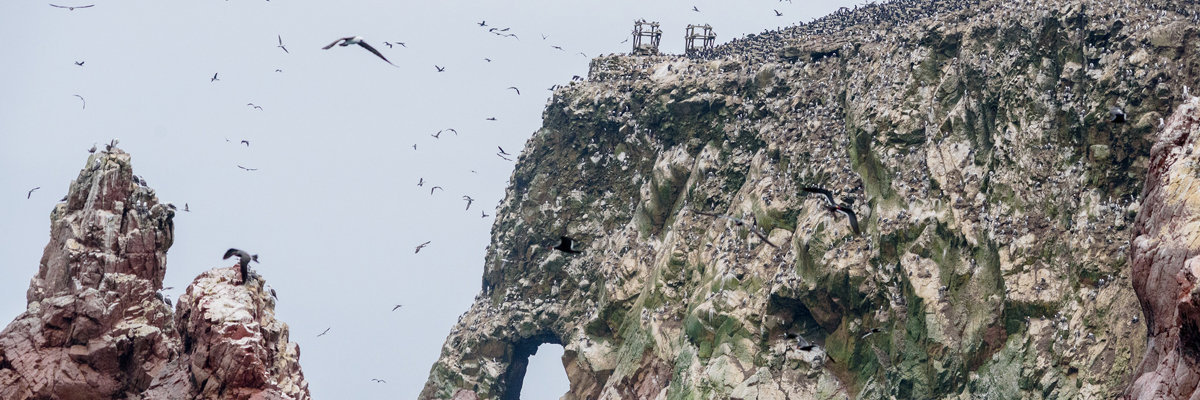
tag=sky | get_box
[0,0,863,398]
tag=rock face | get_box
[0,149,309,400]
[1126,97,1200,398]
[423,0,1200,399]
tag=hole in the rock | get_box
[518,343,570,400]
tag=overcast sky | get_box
[0,0,862,398]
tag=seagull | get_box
[317,327,331,337]
[578,52,587,58]
[211,73,219,82]
[430,186,443,195]
[74,94,85,110]
[222,248,259,285]
[463,196,474,210]
[274,69,283,73]
[477,20,487,27]
[431,130,442,139]
[237,165,258,171]
[322,36,396,66]
[691,209,778,248]
[497,146,510,155]
[247,103,263,110]
[26,187,40,199]
[861,327,883,339]
[276,35,288,53]
[444,128,458,135]
[391,304,403,311]
[506,86,520,95]
[49,3,94,10]
[484,58,493,62]
[417,177,424,186]
[552,45,565,51]
[803,186,861,235]
[481,210,489,218]
[184,203,190,212]
[497,154,513,161]
[435,65,445,72]
[74,61,84,66]
[370,379,387,384]
[88,144,96,153]
[486,117,497,121]
[553,236,582,254]
[774,9,783,16]
[415,241,431,254]
[692,5,700,12]
[240,140,250,146]
[1109,106,1126,123]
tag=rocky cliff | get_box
[0,148,309,400]
[422,0,1200,398]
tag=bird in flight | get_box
[322,36,396,66]
[370,379,387,384]
[774,9,783,16]
[477,20,487,27]
[50,3,94,10]
[391,304,404,311]
[551,45,565,51]
[463,196,474,210]
[486,117,497,121]
[211,73,219,82]
[435,65,446,72]
[692,209,778,248]
[415,241,431,253]
[430,186,443,195]
[497,146,510,156]
[802,187,860,235]
[246,103,263,111]
[383,41,406,48]
[26,187,40,199]
[417,177,424,187]
[240,140,250,146]
[692,5,700,12]
[553,236,582,254]
[74,94,85,110]
[497,154,513,161]
[506,86,520,95]
[237,165,258,171]
[74,61,84,66]
[317,327,331,337]
[481,210,489,218]
[276,35,288,53]
[184,203,190,212]
[443,128,457,135]
[222,248,259,285]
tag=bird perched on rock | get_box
[223,248,258,285]
[1109,106,1126,123]
[553,236,582,254]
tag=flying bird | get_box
[552,45,565,51]
[322,36,396,66]
[222,248,259,285]
[801,187,837,207]
[803,187,860,235]
[237,165,258,171]
[247,103,263,110]
[477,20,487,27]
[74,61,84,66]
[506,86,520,95]
[463,196,474,210]
[692,5,700,12]
[553,236,582,254]
[484,58,493,62]
[317,327,331,337]
[774,9,783,16]
[74,94,85,109]
[26,187,39,199]
[435,65,446,72]
[211,73,219,82]
[833,205,861,235]
[417,177,424,187]
[240,140,250,146]
[497,146,510,155]
[481,210,489,218]
[691,209,778,248]
[444,128,458,135]
[1109,106,1126,123]
[430,186,443,195]
[391,304,404,311]
[276,35,288,53]
[184,203,190,212]
[49,3,94,10]
[371,379,387,384]
[486,117,497,121]
[415,241,431,254]
[497,154,513,161]
[274,69,283,73]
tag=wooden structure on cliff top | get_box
[631,19,662,55]
[684,24,716,54]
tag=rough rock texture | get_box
[1126,96,1200,398]
[0,149,309,400]
[423,0,1200,399]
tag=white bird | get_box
[322,36,396,66]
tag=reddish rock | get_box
[1127,97,1200,399]
[0,149,309,400]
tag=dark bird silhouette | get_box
[322,36,396,66]
[247,103,263,110]
[211,73,219,82]
[237,165,258,171]
[370,379,387,383]
[435,65,445,72]
[1110,106,1126,123]
[391,304,403,311]
[74,61,84,66]
[481,210,489,218]
[414,241,431,254]
[50,3,93,10]
[74,94,85,110]
[803,186,860,235]
[692,5,700,12]
[274,69,283,73]
[444,128,457,135]
[222,248,259,285]
[552,45,564,51]
[276,35,288,53]
[506,86,520,95]
[431,130,442,139]
[833,206,860,235]
[802,187,836,207]
[477,20,487,27]
[553,236,582,254]
[484,58,492,62]
[430,186,443,195]
[317,327,331,337]
[463,196,474,210]
[184,203,190,212]
[26,187,40,199]
[417,177,424,187]
[240,140,250,146]
[691,209,778,248]
[486,117,497,121]
[497,146,510,155]
[774,9,783,16]
[497,154,513,161]
[578,52,587,58]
